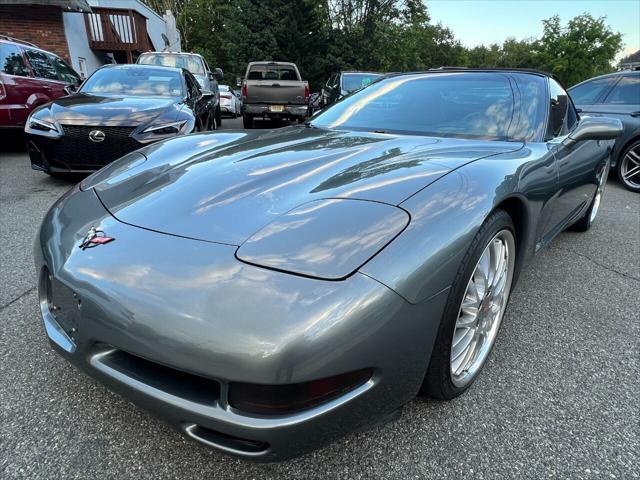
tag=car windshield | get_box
[342,73,381,92]
[311,73,516,140]
[80,67,183,97]
[138,53,205,75]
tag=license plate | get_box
[269,105,284,113]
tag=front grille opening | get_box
[187,424,269,454]
[100,348,220,406]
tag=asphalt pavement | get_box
[1,120,638,479]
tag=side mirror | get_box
[214,68,223,80]
[63,84,77,95]
[562,116,623,149]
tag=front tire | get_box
[617,140,640,193]
[571,162,609,232]
[420,209,517,400]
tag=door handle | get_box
[630,111,640,117]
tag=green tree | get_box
[535,14,623,86]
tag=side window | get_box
[0,43,29,76]
[24,49,58,80]
[603,75,640,105]
[547,79,572,139]
[569,77,617,105]
[185,74,200,99]
[46,53,80,84]
[326,74,335,88]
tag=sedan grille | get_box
[56,125,141,169]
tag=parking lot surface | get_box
[1,120,638,479]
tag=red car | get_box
[0,36,81,130]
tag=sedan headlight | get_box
[25,116,61,137]
[142,120,187,135]
[236,199,409,280]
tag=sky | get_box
[427,0,640,60]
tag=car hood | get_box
[91,126,522,245]
[43,94,180,126]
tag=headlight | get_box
[236,199,409,280]
[142,120,187,135]
[25,116,61,137]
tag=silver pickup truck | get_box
[240,61,309,128]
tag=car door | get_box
[0,42,35,127]
[548,78,610,234]
[184,72,208,130]
[23,48,66,100]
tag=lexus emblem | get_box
[88,129,105,143]
[79,227,115,250]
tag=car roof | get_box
[0,35,59,56]
[139,51,203,58]
[101,64,184,74]
[341,71,382,75]
[379,67,561,84]
[568,69,640,90]
[248,61,297,66]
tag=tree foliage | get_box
[143,1,623,89]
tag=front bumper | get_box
[242,103,309,120]
[26,129,144,174]
[35,186,447,460]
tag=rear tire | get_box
[243,114,254,129]
[215,105,222,128]
[420,209,517,400]
[617,140,640,193]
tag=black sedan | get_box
[569,70,640,192]
[26,64,215,175]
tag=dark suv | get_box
[0,36,81,130]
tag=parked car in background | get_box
[137,51,223,128]
[0,36,81,130]
[26,64,215,175]
[219,84,241,117]
[241,61,309,128]
[569,70,640,192]
[321,71,381,107]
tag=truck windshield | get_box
[311,73,516,140]
[138,53,205,75]
[248,64,299,81]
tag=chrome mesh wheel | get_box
[450,229,516,387]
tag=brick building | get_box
[0,1,90,63]
[0,0,180,77]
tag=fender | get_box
[360,144,556,304]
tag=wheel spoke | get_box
[623,164,640,181]
[627,149,640,166]
[452,327,475,361]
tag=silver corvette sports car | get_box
[35,69,621,460]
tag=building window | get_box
[78,57,87,79]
